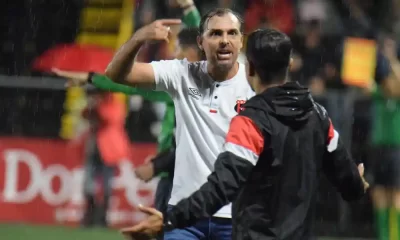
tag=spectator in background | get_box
[197,0,245,16]
[367,35,400,240]
[333,0,375,38]
[244,0,294,34]
[298,0,327,23]
[296,0,343,35]
[315,36,352,142]
[289,20,326,97]
[292,20,325,86]
[81,91,129,228]
[321,57,350,138]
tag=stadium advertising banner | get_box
[341,37,377,88]
[0,137,158,227]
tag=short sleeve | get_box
[150,59,188,95]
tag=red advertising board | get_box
[0,137,157,228]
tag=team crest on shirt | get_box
[234,99,247,113]
[188,87,201,99]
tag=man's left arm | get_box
[92,74,173,103]
[166,114,265,229]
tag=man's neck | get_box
[207,62,239,82]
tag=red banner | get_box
[0,137,157,227]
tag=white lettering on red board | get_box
[1,149,158,208]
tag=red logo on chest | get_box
[234,100,246,113]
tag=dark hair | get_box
[178,27,204,59]
[178,27,199,47]
[246,28,292,84]
[199,8,243,36]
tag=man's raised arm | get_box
[105,19,181,88]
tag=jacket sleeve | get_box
[166,114,265,228]
[321,114,365,201]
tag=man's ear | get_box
[289,57,294,68]
[197,36,203,50]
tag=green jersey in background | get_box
[371,87,400,147]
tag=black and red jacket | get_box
[166,81,365,240]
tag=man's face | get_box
[199,13,243,71]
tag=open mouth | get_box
[217,50,232,60]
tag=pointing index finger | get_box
[158,19,182,26]
[358,163,364,176]
[138,205,155,214]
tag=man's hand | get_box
[358,163,369,192]
[134,19,182,43]
[52,68,89,87]
[120,205,164,240]
[135,163,155,182]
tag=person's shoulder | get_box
[239,96,265,119]
[241,93,276,126]
[313,102,328,121]
[242,94,263,110]
[172,58,191,67]
[150,58,190,75]
[187,60,209,81]
[187,60,206,70]
[238,99,272,135]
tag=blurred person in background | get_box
[103,7,254,240]
[333,0,376,38]
[53,0,202,231]
[295,0,348,35]
[81,91,129,228]
[244,0,294,34]
[291,20,325,87]
[197,0,245,17]
[365,34,400,240]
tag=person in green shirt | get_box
[53,0,202,223]
[367,36,400,240]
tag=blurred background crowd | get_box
[1,0,400,239]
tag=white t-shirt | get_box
[150,59,254,218]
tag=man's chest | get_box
[181,83,252,118]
